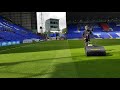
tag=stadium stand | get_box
[100,23,110,31]
[67,22,120,39]
[0,16,43,46]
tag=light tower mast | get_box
[40,12,43,33]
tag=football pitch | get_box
[0,39,120,78]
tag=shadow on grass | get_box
[11,58,120,78]
[0,55,79,67]
[50,58,120,78]
[0,70,52,78]
[106,53,113,56]
[0,40,84,54]
[0,39,119,55]
[86,52,113,57]
[0,55,120,78]
[0,55,80,78]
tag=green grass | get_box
[0,39,120,78]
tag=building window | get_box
[50,22,53,24]
[51,26,53,28]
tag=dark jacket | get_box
[83,30,92,38]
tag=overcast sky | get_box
[37,12,66,33]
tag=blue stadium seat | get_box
[0,16,44,44]
[67,22,120,39]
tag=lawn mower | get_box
[83,25,106,56]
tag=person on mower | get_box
[83,24,93,46]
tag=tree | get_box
[62,28,67,34]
